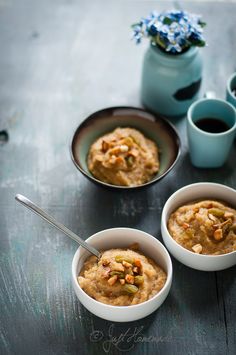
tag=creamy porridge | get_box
[168,200,236,255]
[78,245,166,306]
[87,127,159,186]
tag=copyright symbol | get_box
[90,330,104,342]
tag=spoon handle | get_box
[15,194,100,258]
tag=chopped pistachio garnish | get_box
[109,271,125,278]
[115,255,134,264]
[134,275,144,285]
[208,208,224,217]
[125,155,135,167]
[122,284,138,294]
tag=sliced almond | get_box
[110,155,117,164]
[213,229,223,241]
[109,146,121,156]
[224,211,234,219]
[119,144,129,153]
[112,263,125,272]
[122,260,132,268]
[107,275,118,286]
[208,213,217,222]
[192,244,203,254]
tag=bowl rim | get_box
[70,105,181,189]
[161,182,236,259]
[227,72,236,101]
[72,227,173,309]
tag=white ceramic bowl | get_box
[72,228,172,322]
[161,182,236,271]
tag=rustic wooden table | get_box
[0,1,236,354]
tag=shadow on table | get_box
[180,151,235,182]
[170,258,236,313]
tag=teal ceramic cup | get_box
[187,98,236,168]
[226,72,236,108]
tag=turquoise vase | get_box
[141,44,203,118]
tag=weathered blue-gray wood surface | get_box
[0,1,236,354]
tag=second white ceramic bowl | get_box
[161,182,236,271]
[72,228,172,322]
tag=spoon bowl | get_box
[15,194,173,321]
[72,227,172,322]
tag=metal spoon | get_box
[15,194,101,259]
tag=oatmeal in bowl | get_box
[161,183,236,271]
[168,200,236,256]
[72,228,172,322]
[87,127,159,187]
[78,245,166,306]
[70,106,180,189]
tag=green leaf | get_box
[189,38,206,47]
[155,35,166,49]
[131,22,142,29]
[199,20,207,27]
[163,17,172,25]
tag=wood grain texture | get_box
[0,1,236,354]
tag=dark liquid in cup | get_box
[195,118,230,133]
[232,88,236,97]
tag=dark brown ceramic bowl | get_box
[70,106,181,189]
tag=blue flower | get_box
[158,24,170,37]
[132,24,143,44]
[166,42,182,53]
[131,9,206,52]
[170,10,185,20]
[148,23,158,36]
